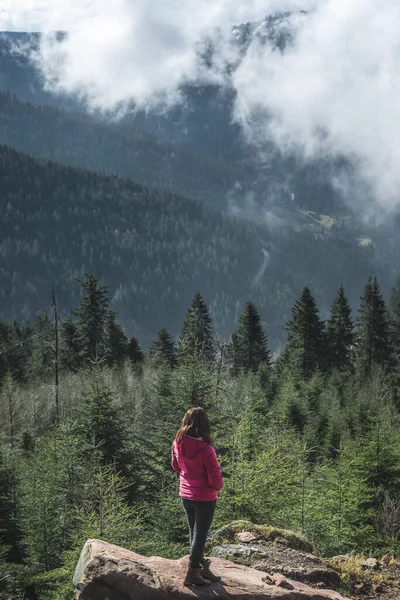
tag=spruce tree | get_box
[127,335,144,365]
[285,287,325,380]
[326,284,354,372]
[356,277,392,377]
[0,449,20,562]
[0,320,26,383]
[232,301,271,373]
[179,292,215,365]
[390,288,400,370]
[78,375,126,467]
[388,275,400,318]
[28,311,54,380]
[60,316,81,371]
[103,311,128,367]
[74,273,110,365]
[149,327,178,368]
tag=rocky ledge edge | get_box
[73,538,351,600]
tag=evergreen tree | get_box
[0,449,20,562]
[103,311,128,368]
[149,327,178,368]
[356,277,392,377]
[173,356,213,411]
[74,274,110,365]
[60,316,81,371]
[20,427,96,572]
[179,292,215,365]
[390,289,400,371]
[388,275,400,318]
[78,375,126,466]
[285,287,325,380]
[232,301,271,373]
[28,311,54,380]
[0,320,27,383]
[127,335,144,365]
[326,284,354,372]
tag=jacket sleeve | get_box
[171,442,181,473]
[204,446,224,490]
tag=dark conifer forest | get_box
[0,143,391,349]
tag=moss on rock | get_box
[208,521,313,553]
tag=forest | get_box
[0,143,390,349]
[1,271,400,599]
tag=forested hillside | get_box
[0,33,350,215]
[0,92,256,208]
[0,144,383,347]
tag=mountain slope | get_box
[0,30,350,215]
[0,145,384,347]
[0,92,258,209]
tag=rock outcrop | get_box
[208,522,340,589]
[73,539,351,600]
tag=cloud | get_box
[233,0,400,209]
[3,0,400,208]
[5,0,308,109]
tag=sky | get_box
[2,0,400,208]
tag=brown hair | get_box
[175,407,212,444]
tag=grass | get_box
[328,555,391,595]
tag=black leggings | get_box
[182,498,216,568]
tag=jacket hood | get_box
[176,435,207,458]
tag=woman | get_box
[171,407,224,586]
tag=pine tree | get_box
[0,448,20,562]
[326,284,354,372]
[390,288,400,371]
[388,275,400,318]
[179,292,215,365]
[20,427,97,572]
[60,316,81,371]
[285,287,325,380]
[28,311,54,380]
[103,311,128,367]
[78,374,126,466]
[149,327,178,368]
[127,335,144,365]
[173,356,213,411]
[232,301,271,373]
[356,277,392,377]
[74,273,110,365]
[0,320,26,383]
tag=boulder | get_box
[237,531,260,543]
[74,539,351,600]
[209,522,313,553]
[211,544,340,589]
[360,558,379,570]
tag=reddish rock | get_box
[271,574,294,590]
[74,539,352,600]
[361,558,379,570]
[237,531,259,543]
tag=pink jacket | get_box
[171,436,224,501]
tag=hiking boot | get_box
[201,558,221,582]
[184,566,210,586]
